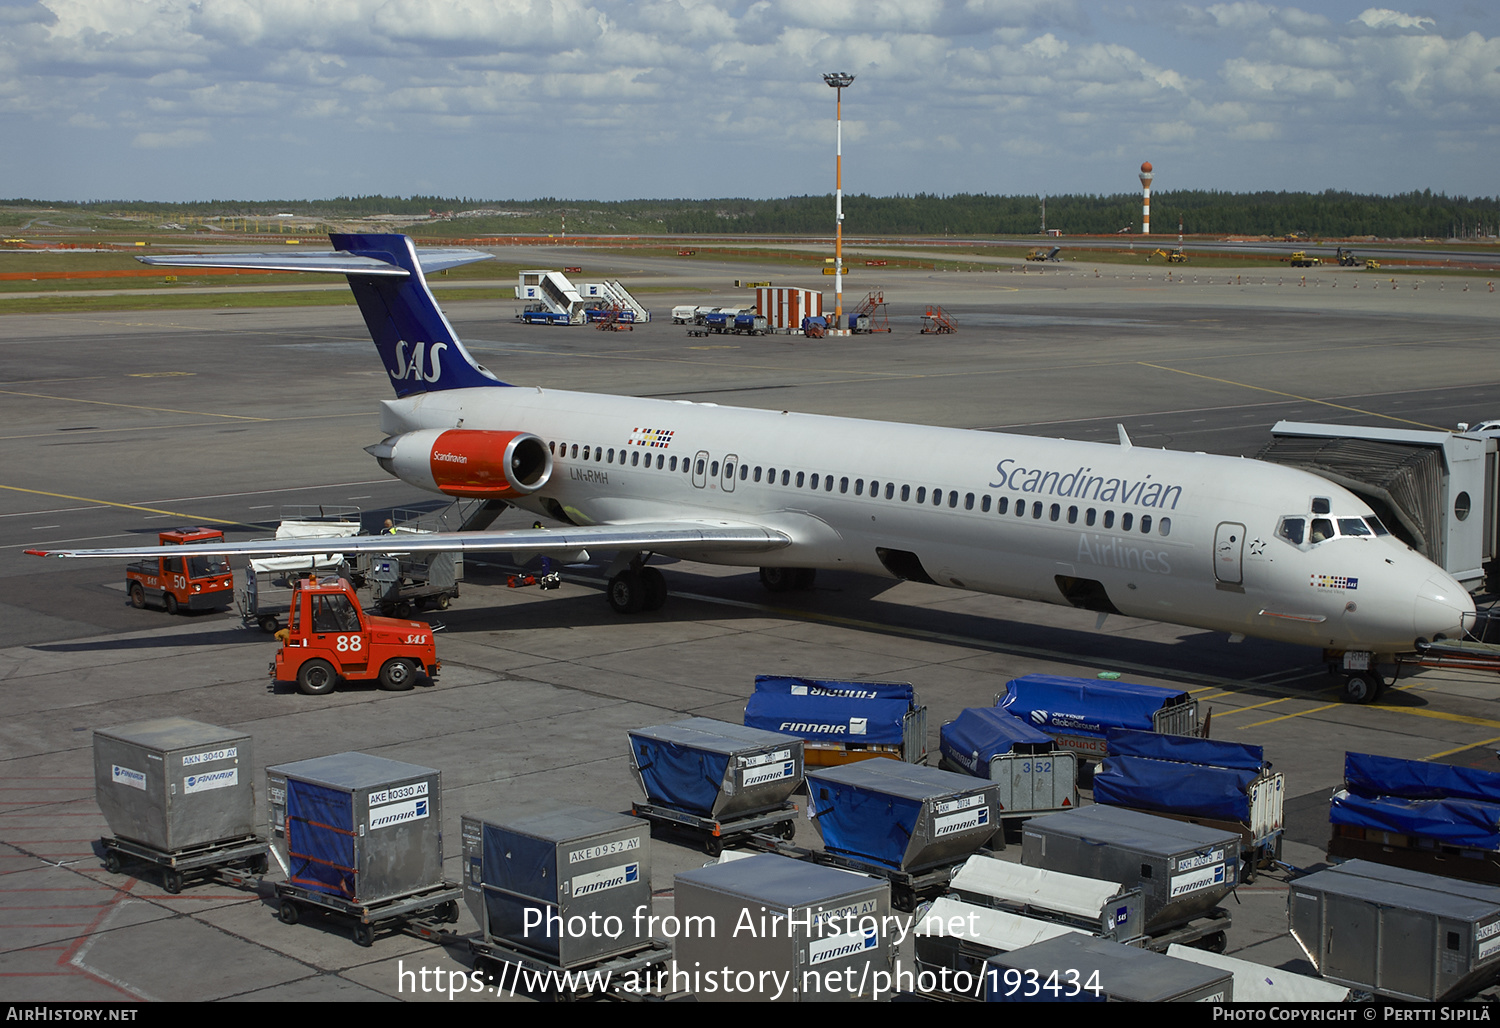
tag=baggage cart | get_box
[273,879,461,947]
[914,895,1086,996]
[983,934,1233,1002]
[745,675,928,766]
[947,854,1144,943]
[1022,804,1239,950]
[100,833,268,894]
[1092,728,1284,879]
[1289,859,1500,1001]
[467,935,673,1002]
[939,707,1078,824]
[627,717,803,853]
[995,674,1200,768]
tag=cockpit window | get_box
[1312,497,1331,514]
[1338,518,1372,537]
[1365,516,1389,536]
[1278,517,1305,545]
[1310,518,1334,543]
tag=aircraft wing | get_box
[137,247,493,277]
[26,521,791,561]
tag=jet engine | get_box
[366,429,553,498]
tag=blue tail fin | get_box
[328,233,509,397]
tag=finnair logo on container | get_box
[809,926,879,966]
[743,761,796,788]
[934,806,990,838]
[370,798,429,830]
[571,862,640,897]
[112,765,147,791]
[184,768,238,795]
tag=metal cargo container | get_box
[939,707,1078,818]
[1165,945,1351,1002]
[674,853,892,1002]
[1022,805,1240,932]
[627,717,802,819]
[948,854,1144,943]
[806,760,1000,873]
[984,934,1233,1002]
[462,804,651,968]
[267,752,443,905]
[914,895,1085,984]
[745,675,928,765]
[93,718,255,853]
[1288,859,1500,1001]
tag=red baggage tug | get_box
[125,528,233,614]
[273,576,440,696]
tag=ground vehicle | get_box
[1025,247,1062,262]
[1151,248,1188,263]
[517,304,571,325]
[1288,251,1320,267]
[271,577,439,696]
[125,528,233,614]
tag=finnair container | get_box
[1022,805,1239,930]
[267,752,442,905]
[461,804,651,967]
[914,896,1084,980]
[807,760,1000,872]
[674,853,892,1002]
[628,718,802,819]
[948,854,1143,943]
[93,718,254,853]
[1288,859,1500,1001]
[984,934,1233,1002]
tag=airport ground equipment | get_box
[996,674,1201,767]
[461,804,654,971]
[1288,859,1500,1001]
[674,852,893,1001]
[515,270,587,324]
[578,278,650,322]
[517,305,572,325]
[125,528,233,614]
[847,289,890,333]
[1091,728,1284,879]
[1328,750,1500,884]
[1022,804,1239,951]
[269,575,439,695]
[587,306,635,331]
[983,934,1233,1002]
[1164,944,1351,1002]
[670,304,698,324]
[947,854,1144,944]
[367,550,459,618]
[1287,250,1321,267]
[627,717,802,855]
[801,315,827,338]
[1025,246,1062,262]
[236,506,363,631]
[938,707,1079,822]
[268,752,458,946]
[744,674,928,766]
[94,717,263,894]
[730,312,768,336]
[913,895,1085,994]
[920,305,957,334]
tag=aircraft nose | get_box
[1413,573,1474,643]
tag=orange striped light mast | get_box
[1139,161,1153,234]
[824,72,855,329]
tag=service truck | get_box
[271,576,440,696]
[125,528,234,614]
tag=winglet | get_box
[1117,424,1133,448]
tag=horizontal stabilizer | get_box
[137,247,493,277]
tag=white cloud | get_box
[1355,8,1436,32]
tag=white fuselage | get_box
[378,385,1474,654]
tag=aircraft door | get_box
[691,450,709,489]
[721,454,738,493]
[1214,522,1245,586]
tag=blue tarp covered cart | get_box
[1329,752,1500,883]
[939,707,1079,820]
[744,675,927,765]
[996,675,1200,763]
[1092,729,1284,878]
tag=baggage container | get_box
[914,895,1085,985]
[745,675,927,765]
[267,752,443,906]
[939,707,1078,818]
[93,718,255,854]
[1093,728,1284,876]
[984,934,1233,1002]
[461,804,651,968]
[948,854,1144,943]
[996,674,1199,762]
[627,717,802,820]
[674,853,892,1002]
[1288,859,1500,1001]
[1022,805,1239,933]
[1165,945,1351,1002]
[806,760,999,873]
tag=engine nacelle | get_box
[368,429,553,498]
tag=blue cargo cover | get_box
[998,675,1187,740]
[745,691,907,745]
[1106,728,1265,772]
[1093,755,1259,823]
[1345,752,1500,804]
[754,675,915,702]
[941,707,1055,777]
[285,779,357,898]
[1330,790,1500,851]
[633,738,730,816]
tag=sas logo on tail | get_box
[390,340,448,383]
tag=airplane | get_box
[26,233,1476,704]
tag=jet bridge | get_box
[1256,421,1497,592]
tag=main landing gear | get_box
[606,564,667,614]
[759,567,817,593]
[1341,670,1386,705]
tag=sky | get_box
[1,0,1495,203]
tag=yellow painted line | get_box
[0,388,267,421]
[1374,705,1500,730]
[1239,702,1342,728]
[1136,363,1445,431]
[0,485,249,527]
[1425,736,1500,761]
[1203,696,1291,717]
[1193,690,1235,703]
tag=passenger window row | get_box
[544,441,1171,537]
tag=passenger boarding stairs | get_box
[920,305,957,334]
[583,279,651,322]
[516,271,588,324]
